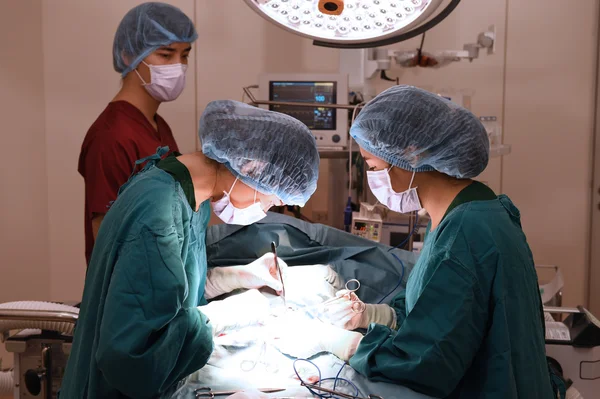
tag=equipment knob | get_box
[332,134,341,143]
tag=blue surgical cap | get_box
[350,85,489,179]
[200,100,320,207]
[113,2,198,77]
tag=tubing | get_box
[0,370,13,396]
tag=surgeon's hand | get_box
[226,390,269,399]
[270,315,363,361]
[198,289,270,336]
[238,252,287,292]
[322,290,396,330]
[204,253,288,299]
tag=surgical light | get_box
[243,0,461,48]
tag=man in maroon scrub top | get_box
[78,2,197,265]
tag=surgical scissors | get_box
[194,387,285,398]
[240,340,279,373]
[322,279,366,313]
[301,383,384,399]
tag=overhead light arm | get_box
[366,25,495,69]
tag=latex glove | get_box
[270,314,363,361]
[321,290,396,330]
[198,289,270,336]
[226,390,269,399]
[204,253,288,299]
[324,265,345,290]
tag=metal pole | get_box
[543,306,581,314]
[407,212,415,251]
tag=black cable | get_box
[412,32,426,66]
[380,70,395,82]
[417,32,426,63]
[313,0,461,49]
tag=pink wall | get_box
[0,0,49,368]
[0,0,50,302]
[0,0,598,315]
[503,0,599,307]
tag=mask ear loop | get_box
[134,61,153,85]
[227,177,239,196]
[134,68,149,85]
[253,189,258,204]
[408,170,417,189]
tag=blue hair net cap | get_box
[200,101,320,206]
[113,2,198,77]
[350,85,489,179]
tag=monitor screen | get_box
[269,81,337,130]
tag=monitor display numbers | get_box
[269,81,337,130]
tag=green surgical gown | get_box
[60,154,213,398]
[350,185,555,398]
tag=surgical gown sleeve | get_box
[95,230,213,398]
[350,254,486,398]
[389,289,407,327]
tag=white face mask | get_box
[211,178,268,225]
[367,166,422,214]
[135,61,187,102]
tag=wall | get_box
[503,0,599,307]
[0,0,48,370]
[590,9,600,315]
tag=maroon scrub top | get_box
[78,101,179,265]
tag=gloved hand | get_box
[321,290,396,330]
[226,390,269,399]
[198,289,270,336]
[204,253,288,299]
[324,265,345,290]
[270,314,363,361]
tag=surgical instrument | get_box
[321,279,366,313]
[301,383,384,399]
[271,241,287,309]
[194,386,285,398]
[240,340,279,373]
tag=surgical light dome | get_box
[243,0,461,48]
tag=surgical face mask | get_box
[135,61,187,102]
[211,178,267,225]
[367,167,422,214]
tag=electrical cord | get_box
[345,102,366,231]
[376,212,420,304]
[293,359,362,399]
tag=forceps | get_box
[301,383,384,399]
[194,386,285,398]
[322,279,366,313]
[271,241,286,309]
